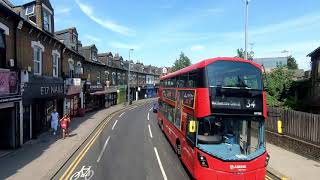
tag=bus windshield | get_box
[197,116,265,161]
[207,61,263,90]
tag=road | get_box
[53,100,277,180]
[53,101,190,180]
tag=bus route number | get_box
[245,99,256,109]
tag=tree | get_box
[264,67,294,106]
[171,52,192,72]
[287,55,298,70]
[235,48,254,60]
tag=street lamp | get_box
[127,49,134,105]
[244,0,250,60]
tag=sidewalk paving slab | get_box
[0,99,154,180]
[267,141,320,180]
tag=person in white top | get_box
[51,109,59,135]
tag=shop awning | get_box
[90,90,108,95]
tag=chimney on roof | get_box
[35,0,43,30]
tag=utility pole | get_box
[127,49,134,105]
[244,0,249,60]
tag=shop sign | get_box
[0,71,18,97]
[40,85,64,96]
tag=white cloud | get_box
[84,34,101,43]
[250,13,320,36]
[190,45,205,51]
[109,42,140,50]
[55,7,71,15]
[75,0,135,36]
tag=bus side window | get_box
[188,71,197,88]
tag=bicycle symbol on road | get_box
[70,166,94,180]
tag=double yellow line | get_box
[59,103,144,180]
[59,115,114,180]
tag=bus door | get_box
[181,113,196,175]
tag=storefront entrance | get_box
[0,107,15,149]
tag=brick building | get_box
[0,0,161,149]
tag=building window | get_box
[105,71,109,81]
[25,5,35,15]
[112,72,116,85]
[68,59,75,78]
[52,54,59,77]
[43,10,52,32]
[117,73,121,85]
[97,72,101,84]
[33,46,42,75]
[91,50,97,61]
[0,30,6,68]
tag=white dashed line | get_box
[154,147,168,180]
[119,112,125,117]
[148,124,153,138]
[97,136,110,163]
[112,120,118,130]
[147,112,150,121]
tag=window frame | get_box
[97,71,101,84]
[43,9,52,33]
[0,30,6,68]
[33,46,42,75]
[25,5,35,15]
[52,54,59,77]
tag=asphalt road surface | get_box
[53,101,190,180]
[52,100,277,180]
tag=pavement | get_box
[267,142,320,180]
[1,98,320,180]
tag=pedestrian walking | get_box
[60,114,71,139]
[51,109,59,135]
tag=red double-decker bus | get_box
[156,57,269,180]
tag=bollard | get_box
[277,120,283,134]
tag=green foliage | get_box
[266,93,282,106]
[172,52,192,72]
[264,67,294,107]
[287,55,298,70]
[235,48,254,60]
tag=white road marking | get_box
[97,136,110,163]
[154,147,168,180]
[148,124,153,138]
[119,112,125,117]
[112,120,118,130]
[149,107,153,111]
[147,112,150,121]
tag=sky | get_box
[11,0,320,70]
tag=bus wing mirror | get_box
[189,120,196,133]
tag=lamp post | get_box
[244,0,249,60]
[127,49,134,105]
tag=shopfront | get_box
[84,83,106,111]
[105,86,118,108]
[0,70,21,149]
[146,84,156,98]
[117,85,127,104]
[22,75,64,139]
[65,78,82,117]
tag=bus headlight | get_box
[265,154,270,167]
[198,153,209,168]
